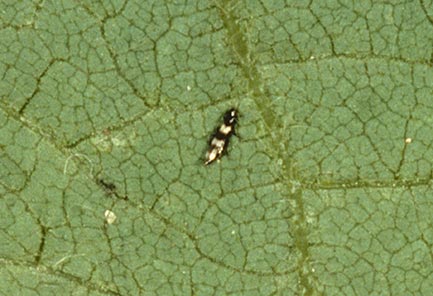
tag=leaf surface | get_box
[1,1,433,295]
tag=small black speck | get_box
[98,179,116,192]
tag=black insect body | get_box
[204,108,238,165]
[98,179,116,192]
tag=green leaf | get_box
[1,0,433,295]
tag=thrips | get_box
[204,108,239,165]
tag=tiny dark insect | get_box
[98,178,128,200]
[98,179,116,192]
[204,108,238,165]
